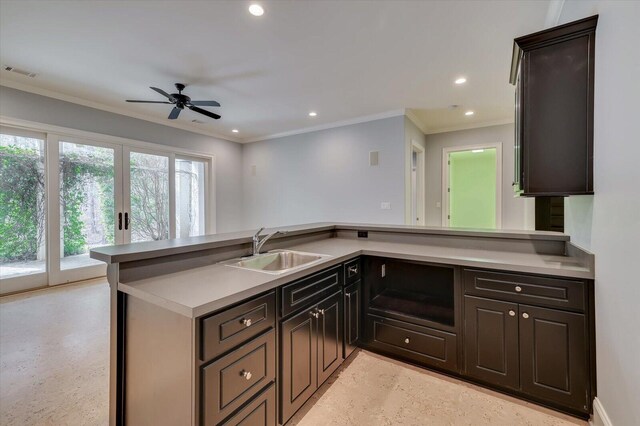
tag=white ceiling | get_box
[0,1,551,142]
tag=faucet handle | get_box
[254,227,265,238]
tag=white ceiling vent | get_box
[3,66,37,78]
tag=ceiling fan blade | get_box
[188,105,221,120]
[189,100,221,107]
[168,107,181,120]
[150,86,176,101]
[126,100,172,104]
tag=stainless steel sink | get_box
[225,250,331,274]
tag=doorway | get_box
[410,142,425,226]
[442,143,502,229]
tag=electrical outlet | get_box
[381,202,391,210]
[357,231,368,238]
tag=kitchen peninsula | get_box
[91,223,595,426]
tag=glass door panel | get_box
[59,141,117,270]
[128,151,170,243]
[0,130,47,290]
[175,158,206,238]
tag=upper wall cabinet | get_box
[510,16,598,196]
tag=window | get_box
[0,129,46,282]
[175,158,207,238]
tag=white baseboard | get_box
[590,397,613,426]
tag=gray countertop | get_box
[118,236,592,319]
[90,222,569,264]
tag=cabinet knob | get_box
[515,286,522,293]
[345,293,351,299]
[318,309,325,316]
[241,370,252,380]
[522,312,529,319]
[508,310,516,317]
[404,338,410,344]
[242,318,252,327]
[310,311,319,318]
[348,265,358,274]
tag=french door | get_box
[0,125,211,293]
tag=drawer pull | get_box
[345,293,351,299]
[404,338,410,344]
[241,370,252,380]
[515,285,522,292]
[522,312,529,319]
[318,309,325,316]
[310,311,319,319]
[242,318,252,327]
[508,310,516,317]
[348,265,358,274]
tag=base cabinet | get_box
[519,304,588,413]
[343,280,361,359]
[464,295,590,415]
[280,291,343,424]
[464,296,519,390]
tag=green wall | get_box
[449,149,496,229]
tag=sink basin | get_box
[226,250,331,274]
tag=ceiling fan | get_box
[126,83,221,120]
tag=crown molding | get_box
[0,79,240,143]
[424,118,514,135]
[244,109,406,143]
[404,108,429,134]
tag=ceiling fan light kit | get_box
[126,83,221,120]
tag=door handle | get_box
[124,212,130,230]
[118,212,123,230]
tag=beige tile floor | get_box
[0,280,587,426]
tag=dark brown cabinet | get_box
[463,268,592,416]
[280,291,343,424]
[519,304,588,413]
[511,15,598,196]
[464,296,519,390]
[343,280,361,359]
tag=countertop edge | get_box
[93,222,570,264]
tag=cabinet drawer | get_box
[281,265,342,317]
[344,258,361,285]
[220,383,276,426]
[463,269,586,312]
[202,329,275,426]
[366,315,457,372]
[201,291,276,362]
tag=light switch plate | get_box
[381,202,391,210]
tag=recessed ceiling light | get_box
[308,111,317,117]
[455,77,467,85]
[465,111,474,116]
[232,129,239,133]
[472,149,484,153]
[248,4,264,16]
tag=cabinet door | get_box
[344,281,361,359]
[464,296,519,390]
[280,306,317,424]
[317,291,344,386]
[519,305,589,413]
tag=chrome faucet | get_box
[252,227,287,255]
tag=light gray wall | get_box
[404,117,427,224]
[559,2,640,425]
[0,86,244,233]
[242,116,406,228]
[423,124,534,229]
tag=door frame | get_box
[48,134,124,285]
[442,142,502,229]
[410,141,426,226]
